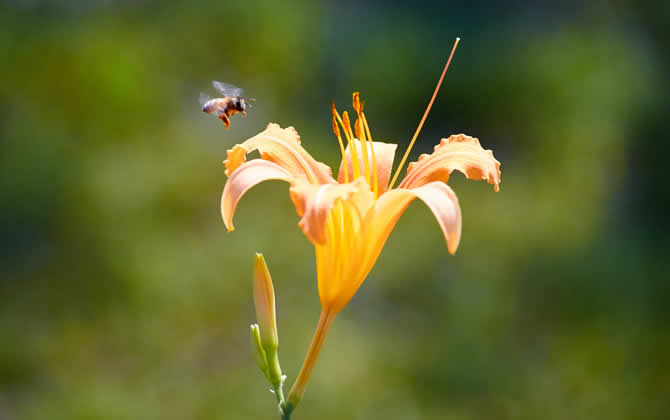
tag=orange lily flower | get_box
[221,98,500,406]
[221,42,501,413]
[222,120,501,311]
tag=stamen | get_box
[352,92,370,186]
[388,37,460,190]
[360,110,378,197]
[332,116,349,183]
[342,111,361,179]
[341,111,353,140]
[354,119,363,142]
[331,101,360,180]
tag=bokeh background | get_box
[1,1,668,419]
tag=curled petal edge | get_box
[224,123,333,184]
[221,160,294,231]
[399,134,501,191]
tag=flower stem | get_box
[267,350,285,402]
[285,309,337,416]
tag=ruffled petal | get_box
[398,134,501,191]
[221,160,293,231]
[289,177,374,245]
[337,139,397,193]
[224,123,333,185]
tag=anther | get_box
[332,116,340,137]
[353,92,360,113]
[342,111,352,136]
[354,119,363,142]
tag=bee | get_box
[200,81,254,129]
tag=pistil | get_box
[332,102,361,180]
[388,37,460,190]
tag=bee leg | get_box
[242,111,247,117]
[218,114,230,129]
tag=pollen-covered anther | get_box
[352,92,361,113]
[354,119,363,141]
[331,101,350,142]
[342,111,352,137]
[332,116,340,137]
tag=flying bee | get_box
[200,81,254,130]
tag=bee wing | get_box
[199,92,212,106]
[212,80,243,97]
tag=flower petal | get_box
[398,134,501,191]
[315,198,365,312]
[324,182,461,313]
[337,139,398,193]
[289,177,374,245]
[221,159,293,231]
[224,123,333,185]
[362,181,462,261]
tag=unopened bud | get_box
[253,253,278,349]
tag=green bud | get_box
[250,324,269,379]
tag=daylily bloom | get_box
[222,93,500,307]
[221,91,500,410]
[222,36,497,420]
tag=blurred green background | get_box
[1,1,668,419]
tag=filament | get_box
[360,111,378,196]
[332,116,349,183]
[353,92,371,186]
[332,101,360,180]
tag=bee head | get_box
[236,98,245,111]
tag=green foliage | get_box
[1,1,668,419]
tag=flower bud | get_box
[253,253,278,349]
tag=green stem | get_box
[264,349,288,418]
[272,382,285,409]
[266,351,284,401]
[285,310,337,414]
